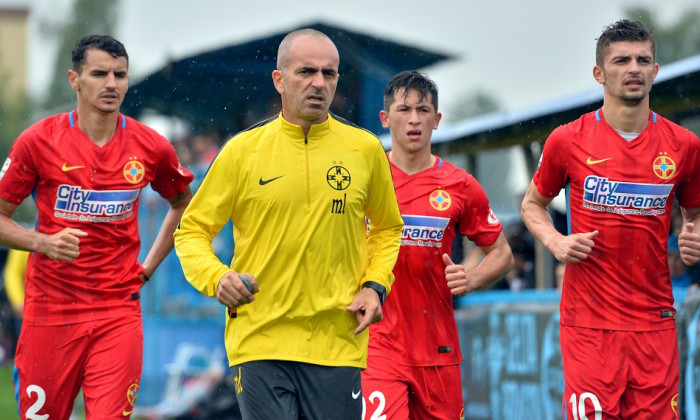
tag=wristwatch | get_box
[362,281,386,305]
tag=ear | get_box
[434,112,443,130]
[379,110,390,129]
[67,69,80,91]
[652,62,659,82]
[272,69,284,94]
[593,65,605,85]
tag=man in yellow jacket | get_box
[174,28,403,419]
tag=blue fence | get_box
[137,181,232,407]
[136,193,700,417]
[456,289,698,419]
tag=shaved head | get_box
[277,28,338,71]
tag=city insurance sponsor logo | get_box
[401,214,449,247]
[582,176,672,216]
[54,184,140,223]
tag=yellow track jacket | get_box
[174,113,403,368]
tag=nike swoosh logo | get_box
[122,409,133,416]
[259,175,284,185]
[351,389,361,399]
[586,157,612,165]
[61,163,86,172]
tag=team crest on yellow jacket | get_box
[327,163,351,190]
[429,189,451,211]
[653,153,676,180]
[123,160,145,184]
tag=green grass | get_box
[0,365,17,416]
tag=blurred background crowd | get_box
[1,0,700,417]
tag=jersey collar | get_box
[595,108,657,123]
[68,110,127,128]
[279,112,331,141]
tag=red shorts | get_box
[560,325,679,420]
[14,314,143,419]
[361,354,464,420]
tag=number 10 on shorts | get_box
[569,392,602,420]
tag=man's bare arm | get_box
[140,187,193,280]
[521,181,598,263]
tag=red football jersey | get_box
[0,111,193,325]
[368,156,502,366]
[534,109,700,331]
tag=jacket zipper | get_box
[304,135,311,210]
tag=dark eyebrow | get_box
[88,69,127,77]
[297,66,338,76]
[612,52,653,61]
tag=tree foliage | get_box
[0,71,30,162]
[0,0,120,222]
[39,0,119,113]
[444,6,700,124]
[626,6,700,65]
[0,70,34,223]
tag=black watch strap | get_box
[362,281,386,305]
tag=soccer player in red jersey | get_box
[521,20,700,419]
[361,70,513,419]
[0,35,193,418]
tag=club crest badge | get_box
[327,163,351,190]
[653,153,676,180]
[0,158,10,180]
[122,382,139,416]
[671,393,678,416]
[429,189,451,211]
[123,160,145,184]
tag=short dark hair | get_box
[71,34,128,72]
[383,70,439,112]
[596,19,655,66]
